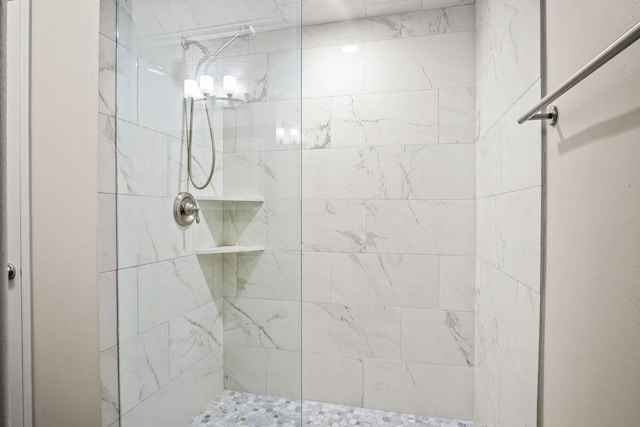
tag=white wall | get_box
[30,0,101,424]
[474,0,542,426]
[543,1,640,425]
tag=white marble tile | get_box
[115,0,137,52]
[116,46,138,124]
[223,254,238,297]
[99,194,117,272]
[192,202,225,252]
[476,0,540,134]
[118,267,138,343]
[224,297,299,351]
[301,97,331,149]
[301,352,363,407]
[401,5,475,37]
[99,34,116,117]
[423,0,474,10]
[476,118,503,198]
[119,324,170,413]
[439,255,475,311]
[222,201,267,247]
[302,200,366,252]
[266,349,301,399]
[249,28,300,55]
[100,346,119,427]
[138,255,215,333]
[99,272,117,351]
[365,200,475,255]
[265,100,302,151]
[476,187,541,291]
[302,43,366,98]
[137,57,183,138]
[223,152,265,199]
[165,137,188,196]
[169,300,223,380]
[331,253,438,308]
[98,114,116,194]
[302,147,402,200]
[188,144,224,199]
[473,259,518,426]
[267,49,301,101]
[331,90,439,147]
[400,144,475,199]
[301,251,331,303]
[501,80,542,192]
[499,283,540,427]
[302,15,402,48]
[117,195,193,269]
[263,151,300,201]
[366,32,474,93]
[366,0,422,18]
[224,100,301,153]
[515,284,540,397]
[232,250,300,301]
[363,358,473,420]
[439,87,476,144]
[302,302,401,359]
[219,53,269,103]
[224,344,266,395]
[116,120,167,197]
[266,201,301,250]
[402,308,474,367]
[475,0,542,423]
[120,352,222,427]
[99,0,116,40]
[302,0,366,26]
[211,256,225,301]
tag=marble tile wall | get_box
[473,1,541,426]
[98,1,120,425]
[97,1,541,424]
[298,5,476,421]
[217,25,303,402]
[99,0,237,425]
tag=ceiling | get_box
[302,0,475,26]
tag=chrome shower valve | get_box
[173,192,200,227]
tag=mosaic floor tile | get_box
[191,390,472,427]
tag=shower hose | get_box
[187,97,216,190]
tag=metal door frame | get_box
[7,0,32,425]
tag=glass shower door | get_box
[112,1,303,425]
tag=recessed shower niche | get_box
[98,1,543,426]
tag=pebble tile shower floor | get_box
[191,391,472,427]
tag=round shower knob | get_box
[173,192,201,227]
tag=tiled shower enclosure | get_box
[97,1,542,426]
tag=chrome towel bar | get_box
[518,21,640,125]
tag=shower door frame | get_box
[6,0,33,425]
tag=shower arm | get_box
[183,26,256,79]
[188,35,240,78]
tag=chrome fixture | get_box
[173,192,200,227]
[181,25,256,79]
[181,26,257,190]
[7,263,16,281]
[186,97,217,190]
[518,21,640,125]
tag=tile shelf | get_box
[197,196,264,203]
[195,246,265,255]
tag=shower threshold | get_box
[191,390,472,427]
